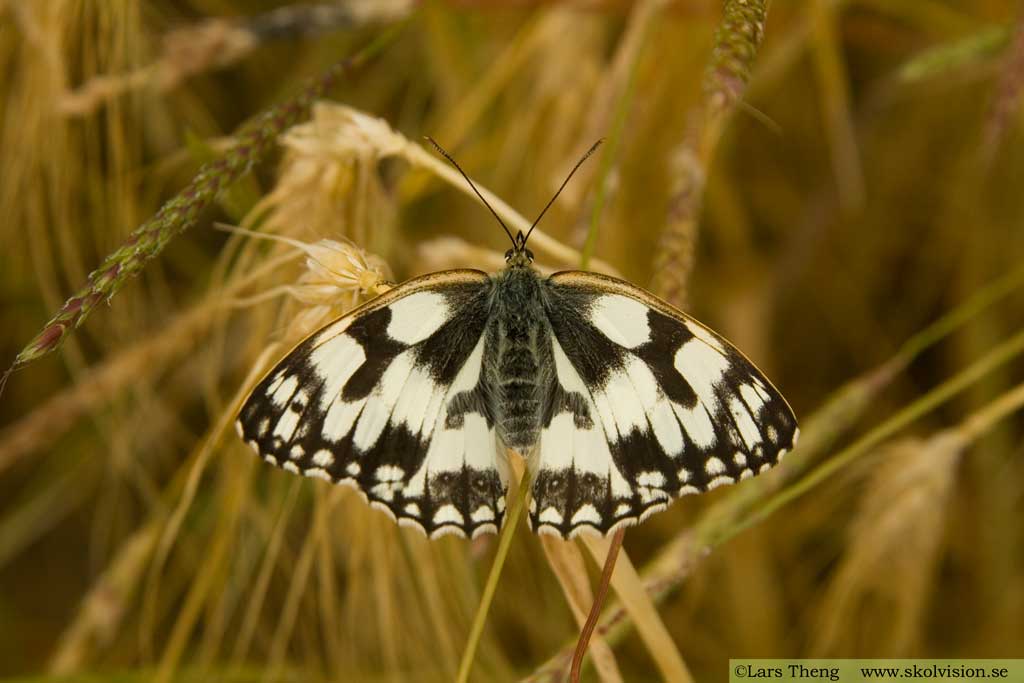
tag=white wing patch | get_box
[270,374,299,407]
[309,333,365,410]
[674,399,717,449]
[352,351,417,451]
[385,291,450,344]
[590,294,651,349]
[623,356,683,455]
[322,393,365,442]
[674,335,731,407]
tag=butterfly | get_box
[235,138,798,539]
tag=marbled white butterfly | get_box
[236,140,798,539]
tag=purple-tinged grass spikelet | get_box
[652,0,770,309]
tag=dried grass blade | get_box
[48,521,161,673]
[4,23,406,383]
[896,25,1009,84]
[569,529,625,683]
[580,0,658,270]
[455,458,534,683]
[581,535,693,683]
[984,16,1024,160]
[230,480,303,665]
[815,378,1024,654]
[154,455,251,683]
[265,490,343,680]
[0,459,94,570]
[809,0,864,209]
[58,4,413,117]
[540,536,623,683]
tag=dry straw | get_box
[58,1,414,117]
[4,23,408,388]
[815,377,1024,654]
[6,2,1024,681]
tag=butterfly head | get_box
[505,231,534,267]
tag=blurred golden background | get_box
[2,1,1024,681]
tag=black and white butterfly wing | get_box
[236,270,507,539]
[531,271,799,537]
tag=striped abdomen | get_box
[495,317,542,450]
[487,267,549,453]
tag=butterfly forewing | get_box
[236,269,509,539]
[531,271,799,537]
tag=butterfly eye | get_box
[504,248,514,261]
[525,248,534,262]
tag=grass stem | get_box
[570,528,624,682]
[455,465,535,683]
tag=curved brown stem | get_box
[570,527,625,682]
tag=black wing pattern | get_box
[530,271,799,537]
[236,270,507,538]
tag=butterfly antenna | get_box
[524,138,603,244]
[424,136,517,247]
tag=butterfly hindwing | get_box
[531,271,799,537]
[236,269,508,539]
